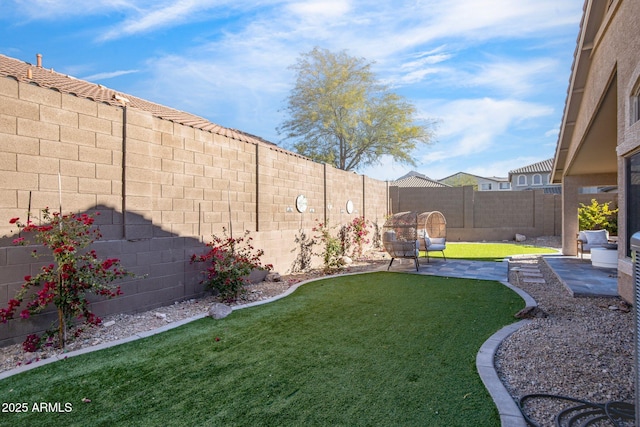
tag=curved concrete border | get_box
[476,280,536,427]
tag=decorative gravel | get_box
[0,244,634,426]
[498,256,634,426]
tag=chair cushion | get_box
[584,230,608,245]
[426,237,446,251]
[577,231,587,243]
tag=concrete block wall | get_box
[0,77,389,345]
[389,186,615,242]
[391,186,466,228]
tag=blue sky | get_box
[0,0,583,181]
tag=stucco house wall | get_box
[551,0,640,302]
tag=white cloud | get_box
[286,0,351,19]
[8,0,139,20]
[545,126,560,138]
[82,69,139,81]
[358,155,414,181]
[419,97,553,164]
[99,0,218,41]
[463,57,559,96]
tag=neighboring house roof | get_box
[396,171,432,181]
[439,171,507,183]
[440,171,481,181]
[0,53,278,149]
[487,176,509,182]
[509,159,554,175]
[543,186,562,194]
[390,176,449,188]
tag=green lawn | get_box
[424,242,558,262]
[0,272,523,427]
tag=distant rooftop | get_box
[390,175,449,188]
[509,158,554,175]
[396,171,433,181]
[439,171,508,182]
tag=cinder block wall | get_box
[0,77,388,345]
[390,186,615,242]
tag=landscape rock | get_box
[515,233,527,242]
[514,306,547,319]
[208,303,232,319]
[265,272,282,282]
[341,256,353,265]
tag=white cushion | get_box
[584,230,608,245]
[578,231,587,242]
[428,244,446,251]
[426,237,446,251]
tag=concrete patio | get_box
[383,253,619,298]
[541,254,618,298]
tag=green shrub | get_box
[313,221,345,273]
[578,199,618,235]
[191,230,272,302]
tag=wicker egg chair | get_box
[382,211,420,271]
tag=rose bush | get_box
[349,216,370,259]
[191,230,272,302]
[0,208,133,350]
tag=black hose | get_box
[518,393,635,427]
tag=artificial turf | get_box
[425,242,558,262]
[0,272,523,426]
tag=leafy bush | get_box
[578,199,618,235]
[1,208,133,350]
[312,221,345,273]
[191,230,272,302]
[348,216,370,258]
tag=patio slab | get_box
[385,258,510,282]
[541,255,618,298]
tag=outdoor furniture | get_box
[417,211,447,262]
[382,211,420,271]
[576,230,610,259]
[590,247,617,268]
[424,236,446,262]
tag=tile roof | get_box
[0,54,277,148]
[390,176,449,188]
[440,171,508,183]
[509,158,554,175]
